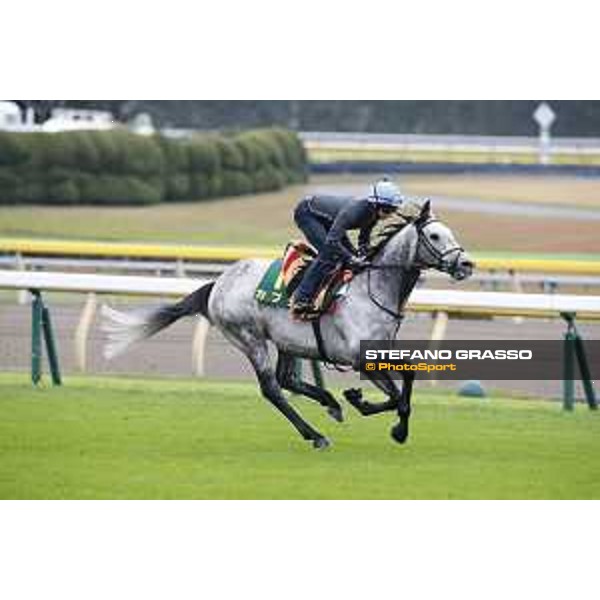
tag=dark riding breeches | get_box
[293,201,343,304]
[294,199,330,250]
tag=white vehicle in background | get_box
[0,102,115,133]
[41,107,115,132]
[0,100,31,131]
[0,102,155,135]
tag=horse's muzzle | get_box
[451,255,475,281]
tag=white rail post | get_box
[191,316,210,377]
[75,292,97,372]
[15,253,27,305]
[509,268,524,324]
[175,258,186,278]
[428,310,449,387]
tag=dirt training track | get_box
[2,174,600,254]
[1,301,598,400]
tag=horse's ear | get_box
[415,199,431,224]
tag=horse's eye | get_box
[430,233,440,242]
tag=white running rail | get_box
[1,270,600,376]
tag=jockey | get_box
[291,178,404,317]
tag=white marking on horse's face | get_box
[423,221,457,256]
[417,220,475,280]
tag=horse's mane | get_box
[367,215,412,258]
[367,198,429,258]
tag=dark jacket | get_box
[306,195,378,259]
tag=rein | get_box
[315,262,419,372]
[313,217,462,369]
[366,265,419,322]
[363,218,461,323]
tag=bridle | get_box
[413,218,464,275]
[364,218,463,324]
[319,217,466,369]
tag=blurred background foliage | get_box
[0,128,307,205]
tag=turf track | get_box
[1,374,599,499]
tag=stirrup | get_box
[293,311,321,322]
[291,301,320,321]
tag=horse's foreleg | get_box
[343,370,400,416]
[343,387,397,416]
[345,368,413,445]
[391,369,415,445]
[276,352,344,422]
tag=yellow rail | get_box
[1,238,599,275]
[473,257,600,275]
[0,238,279,261]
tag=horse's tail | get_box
[101,282,215,360]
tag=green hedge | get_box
[0,127,307,205]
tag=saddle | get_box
[254,241,354,318]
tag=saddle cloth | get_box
[254,241,353,314]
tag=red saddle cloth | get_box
[282,241,353,315]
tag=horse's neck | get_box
[374,225,417,269]
[357,225,419,311]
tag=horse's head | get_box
[409,200,475,281]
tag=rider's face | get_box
[378,206,395,218]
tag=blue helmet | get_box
[368,178,404,208]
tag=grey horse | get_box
[102,201,474,449]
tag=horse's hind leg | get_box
[276,351,344,423]
[222,329,330,449]
[253,347,331,449]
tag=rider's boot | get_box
[291,247,339,320]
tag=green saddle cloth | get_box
[254,259,291,308]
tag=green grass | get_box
[0,201,294,246]
[1,374,599,499]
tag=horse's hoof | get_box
[327,406,344,423]
[391,423,409,444]
[343,388,362,402]
[313,436,331,450]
